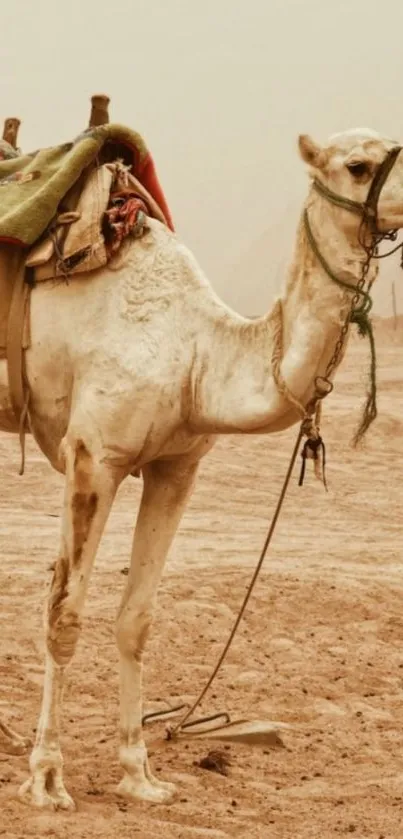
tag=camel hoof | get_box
[18,775,76,811]
[0,721,32,756]
[116,774,176,804]
[2,736,32,756]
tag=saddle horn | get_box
[2,118,21,150]
[88,94,110,128]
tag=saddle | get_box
[25,161,168,281]
[0,124,174,471]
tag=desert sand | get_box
[0,319,402,839]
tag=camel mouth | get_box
[376,200,403,233]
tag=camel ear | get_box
[298,134,328,169]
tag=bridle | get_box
[304,144,403,308]
[312,144,402,235]
[302,143,403,446]
[310,144,403,262]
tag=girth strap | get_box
[5,252,30,474]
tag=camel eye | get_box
[347,161,369,178]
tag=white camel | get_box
[1,126,403,810]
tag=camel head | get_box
[298,128,403,239]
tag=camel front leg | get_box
[0,718,32,755]
[116,458,199,804]
[19,436,120,810]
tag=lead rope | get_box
[167,307,335,739]
[167,419,307,739]
[18,388,30,476]
[271,298,328,487]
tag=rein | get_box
[303,210,373,314]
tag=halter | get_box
[304,143,403,445]
[311,144,402,235]
[305,144,403,299]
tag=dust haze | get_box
[1,0,402,312]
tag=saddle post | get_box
[2,118,20,150]
[88,94,110,127]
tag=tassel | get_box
[298,435,328,491]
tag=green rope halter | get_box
[312,178,368,218]
[303,209,377,445]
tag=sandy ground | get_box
[0,321,403,838]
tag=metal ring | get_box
[314,376,334,397]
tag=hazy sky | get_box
[1,0,403,313]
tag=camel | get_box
[1,125,403,811]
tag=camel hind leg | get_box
[18,433,122,810]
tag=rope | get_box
[168,302,329,738]
[271,299,325,459]
[304,211,373,314]
[313,145,402,231]
[303,209,377,445]
[270,300,308,421]
[312,178,365,217]
[351,310,377,446]
[168,421,306,739]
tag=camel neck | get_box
[188,207,366,435]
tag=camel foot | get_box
[18,768,75,811]
[116,772,176,804]
[0,720,32,756]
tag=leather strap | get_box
[6,251,30,473]
[363,145,402,230]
